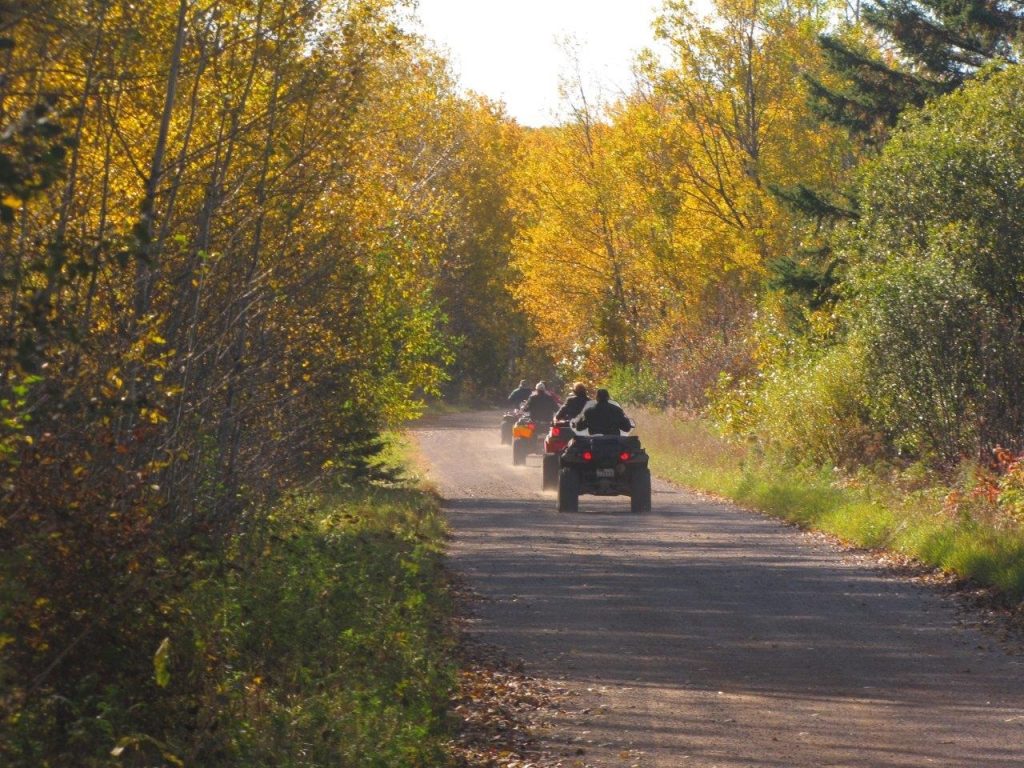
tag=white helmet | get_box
[535,381,546,392]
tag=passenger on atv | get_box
[570,388,632,435]
[539,383,588,490]
[525,381,559,423]
[555,382,590,421]
[506,379,533,407]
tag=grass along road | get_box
[634,408,1024,603]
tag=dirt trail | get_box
[412,410,1024,767]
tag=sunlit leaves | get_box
[511,0,849,392]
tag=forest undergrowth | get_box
[2,435,462,767]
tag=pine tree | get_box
[808,0,1024,139]
[769,182,859,225]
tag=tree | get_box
[645,0,851,400]
[847,63,1024,459]
[511,84,657,375]
[432,96,531,399]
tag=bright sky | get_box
[408,1,668,127]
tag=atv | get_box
[557,435,652,513]
[541,420,574,490]
[511,415,546,466]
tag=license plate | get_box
[596,468,615,478]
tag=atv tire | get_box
[500,420,513,445]
[629,468,652,514]
[542,453,559,490]
[513,437,529,466]
[557,467,580,512]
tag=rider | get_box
[506,379,532,407]
[524,381,560,423]
[555,381,590,421]
[571,388,632,435]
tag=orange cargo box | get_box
[512,423,535,439]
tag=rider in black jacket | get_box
[571,388,632,435]
[555,382,589,421]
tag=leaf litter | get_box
[447,579,600,768]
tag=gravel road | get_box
[412,410,1024,767]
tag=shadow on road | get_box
[445,494,1023,764]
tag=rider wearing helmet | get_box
[555,381,590,421]
[524,381,560,423]
[506,379,532,407]
[571,388,632,435]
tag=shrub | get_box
[853,251,992,464]
[606,364,669,407]
[750,339,879,467]
[0,479,457,768]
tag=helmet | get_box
[572,381,587,397]
[596,388,610,401]
[519,379,528,387]
[535,381,546,392]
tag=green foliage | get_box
[808,30,941,140]
[739,62,1024,473]
[749,339,877,468]
[810,0,1021,140]
[860,0,1021,81]
[0,372,39,467]
[606,364,669,407]
[768,248,839,304]
[183,483,453,767]
[769,183,859,224]
[856,64,1024,299]
[152,637,171,689]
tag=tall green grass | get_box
[178,483,456,767]
[636,408,1024,601]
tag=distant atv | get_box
[511,415,546,465]
[500,406,524,445]
[557,435,651,513]
[541,420,574,490]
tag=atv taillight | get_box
[551,427,561,436]
[619,451,631,461]
[582,451,593,461]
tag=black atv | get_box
[500,407,521,445]
[557,435,652,513]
